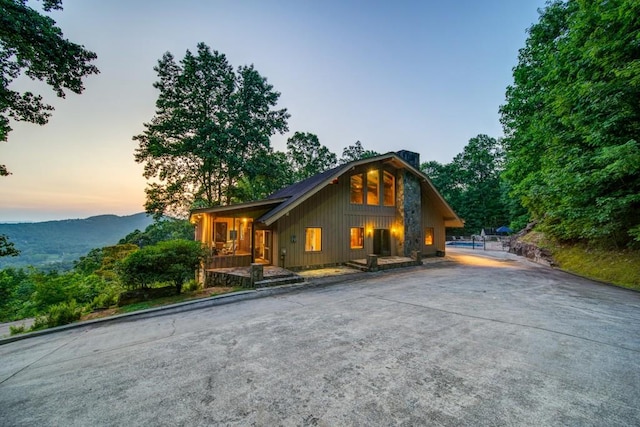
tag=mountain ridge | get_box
[0,213,154,270]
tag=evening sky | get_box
[0,0,546,222]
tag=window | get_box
[350,174,364,204]
[350,227,364,249]
[425,227,434,245]
[367,170,379,205]
[214,222,227,243]
[305,227,322,252]
[383,171,395,206]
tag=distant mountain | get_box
[0,213,154,270]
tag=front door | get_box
[373,229,391,256]
[254,230,272,264]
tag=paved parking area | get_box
[1,249,639,426]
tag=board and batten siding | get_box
[422,191,446,255]
[275,163,402,269]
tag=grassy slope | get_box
[521,232,640,291]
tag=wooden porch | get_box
[204,253,253,269]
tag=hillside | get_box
[511,226,640,291]
[0,213,154,270]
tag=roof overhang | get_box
[189,198,288,221]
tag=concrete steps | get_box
[344,262,369,272]
[255,276,305,288]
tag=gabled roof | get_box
[190,197,288,219]
[256,162,353,225]
[190,152,464,228]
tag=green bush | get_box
[31,300,83,330]
[9,323,26,335]
[182,279,200,293]
[119,240,204,294]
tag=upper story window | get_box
[383,171,395,206]
[350,174,364,204]
[351,169,396,206]
[366,170,379,205]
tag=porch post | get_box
[367,254,379,272]
[250,263,264,287]
[250,221,255,263]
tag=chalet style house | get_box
[189,150,463,271]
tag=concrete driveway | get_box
[1,249,639,426]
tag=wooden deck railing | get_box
[204,253,252,269]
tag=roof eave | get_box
[189,197,289,219]
[262,152,463,226]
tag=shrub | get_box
[89,282,122,309]
[31,300,83,330]
[9,324,26,335]
[182,279,200,293]
[119,240,204,294]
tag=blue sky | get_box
[0,0,546,222]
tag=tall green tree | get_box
[421,134,507,235]
[453,134,507,234]
[0,0,99,173]
[286,132,337,181]
[421,160,460,208]
[501,0,640,246]
[339,140,379,164]
[134,43,289,218]
[233,150,294,202]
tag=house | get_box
[189,150,463,273]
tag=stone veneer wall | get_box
[397,171,422,256]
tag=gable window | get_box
[383,171,395,206]
[350,227,364,249]
[350,174,364,204]
[367,170,379,205]
[305,227,322,252]
[425,227,434,245]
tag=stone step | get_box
[344,262,369,272]
[255,276,305,288]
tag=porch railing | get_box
[204,250,252,269]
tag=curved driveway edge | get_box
[0,268,378,345]
[1,248,638,426]
[0,248,566,346]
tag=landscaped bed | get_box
[80,286,238,321]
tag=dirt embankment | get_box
[509,222,556,267]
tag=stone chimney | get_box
[396,150,420,169]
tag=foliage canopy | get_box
[134,43,289,218]
[339,141,379,164]
[118,218,194,248]
[286,132,337,181]
[500,0,640,246]
[0,0,99,172]
[422,134,507,235]
[0,234,19,257]
[119,240,204,294]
